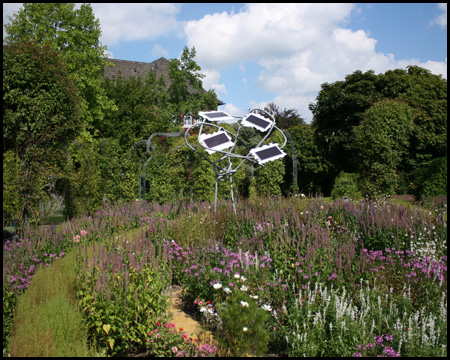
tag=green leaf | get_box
[103,324,111,335]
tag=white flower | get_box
[240,276,247,282]
[240,285,248,292]
[261,304,272,311]
[243,327,248,332]
[223,287,232,294]
[213,283,222,290]
[240,301,249,307]
[249,295,258,300]
[199,307,207,313]
[234,273,241,279]
[208,308,214,314]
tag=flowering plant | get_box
[146,322,217,357]
[194,296,222,331]
[214,286,270,357]
[353,334,399,357]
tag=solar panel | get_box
[241,113,273,132]
[199,131,234,154]
[249,143,286,165]
[199,111,236,122]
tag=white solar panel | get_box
[199,111,236,122]
[241,113,273,132]
[249,143,286,165]
[198,131,234,154]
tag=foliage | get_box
[286,124,330,194]
[264,102,305,129]
[310,67,447,195]
[331,172,362,200]
[414,156,447,200]
[61,129,103,218]
[164,46,218,125]
[101,72,169,153]
[214,285,270,357]
[353,99,414,196]
[4,3,116,127]
[76,238,172,356]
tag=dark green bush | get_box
[331,172,362,200]
[415,156,447,200]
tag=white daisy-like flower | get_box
[223,287,232,294]
[199,307,207,313]
[249,295,258,300]
[240,285,248,292]
[234,273,241,279]
[240,301,249,307]
[243,327,248,332]
[213,283,222,289]
[261,304,272,311]
[240,276,247,282]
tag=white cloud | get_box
[185,3,447,123]
[90,3,182,46]
[200,69,228,97]
[430,3,447,27]
[222,103,244,117]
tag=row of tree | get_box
[3,4,447,231]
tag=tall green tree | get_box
[4,3,116,128]
[309,66,447,195]
[3,39,82,228]
[101,71,169,153]
[163,46,218,124]
[352,99,414,196]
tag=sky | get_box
[3,3,447,123]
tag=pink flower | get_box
[80,230,87,236]
[171,346,178,354]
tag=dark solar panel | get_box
[203,133,231,148]
[245,114,271,129]
[255,146,283,160]
[204,112,229,118]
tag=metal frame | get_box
[184,108,287,214]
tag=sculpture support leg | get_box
[229,174,237,215]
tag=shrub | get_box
[331,172,362,200]
[415,156,447,200]
[215,286,270,357]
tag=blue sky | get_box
[3,3,447,123]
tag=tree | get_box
[164,46,218,124]
[264,102,305,129]
[4,3,116,128]
[101,71,169,153]
[3,39,82,228]
[310,66,447,195]
[352,99,414,196]
[285,124,330,195]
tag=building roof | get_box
[104,57,224,105]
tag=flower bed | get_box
[3,196,447,357]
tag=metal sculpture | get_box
[184,108,287,214]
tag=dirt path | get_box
[166,285,215,345]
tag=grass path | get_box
[7,246,98,357]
